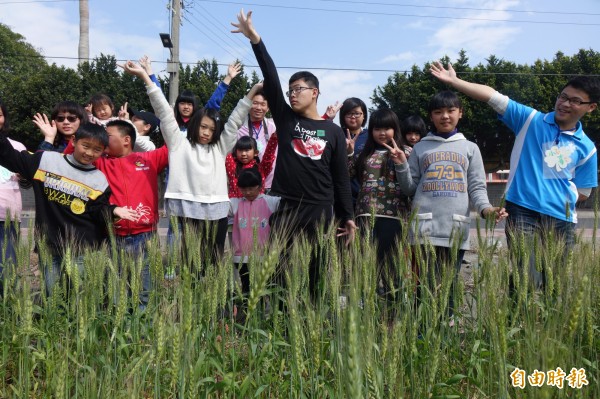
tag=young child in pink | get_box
[229,168,280,298]
[0,99,27,288]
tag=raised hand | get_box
[381,138,407,164]
[32,113,57,143]
[231,9,260,44]
[118,102,129,120]
[247,81,264,98]
[119,60,147,78]
[119,60,153,86]
[345,128,360,155]
[324,101,341,120]
[430,61,457,84]
[139,55,153,76]
[227,62,242,80]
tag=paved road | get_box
[17,210,600,244]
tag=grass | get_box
[0,211,598,398]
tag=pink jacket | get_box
[229,195,280,263]
[0,138,26,221]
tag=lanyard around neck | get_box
[248,115,269,140]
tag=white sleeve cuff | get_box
[487,91,509,115]
[578,187,592,198]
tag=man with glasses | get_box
[232,10,356,297]
[430,61,599,289]
[236,86,278,191]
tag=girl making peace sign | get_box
[348,108,411,299]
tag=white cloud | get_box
[427,0,522,61]
[314,70,375,119]
[377,51,417,65]
[273,69,375,121]
[0,4,79,67]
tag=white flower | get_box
[544,143,575,172]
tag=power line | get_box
[181,14,248,64]
[2,53,600,77]
[196,0,600,26]
[183,7,255,65]
[317,0,600,17]
[194,2,254,52]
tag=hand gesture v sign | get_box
[381,139,407,165]
[345,129,360,155]
[324,101,342,120]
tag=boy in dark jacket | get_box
[0,123,136,295]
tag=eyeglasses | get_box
[55,115,79,123]
[346,112,364,119]
[556,93,594,106]
[285,86,315,97]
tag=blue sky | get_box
[0,0,598,114]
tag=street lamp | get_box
[159,33,173,49]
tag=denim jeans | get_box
[0,221,19,294]
[505,201,575,289]
[43,253,85,297]
[114,231,155,309]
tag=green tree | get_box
[371,49,600,170]
[11,65,84,149]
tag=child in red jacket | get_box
[225,134,277,198]
[65,119,168,309]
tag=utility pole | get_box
[167,0,182,106]
[78,0,89,65]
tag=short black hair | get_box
[74,122,109,147]
[107,119,137,148]
[233,135,258,152]
[186,107,223,146]
[289,71,319,90]
[88,93,115,113]
[428,90,462,113]
[339,97,368,130]
[253,89,267,102]
[174,90,198,127]
[563,76,600,103]
[237,168,262,188]
[51,101,88,123]
[401,115,427,137]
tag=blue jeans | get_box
[43,253,85,297]
[505,201,575,289]
[0,221,19,294]
[114,232,155,309]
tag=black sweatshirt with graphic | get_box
[252,39,353,223]
[0,135,115,253]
